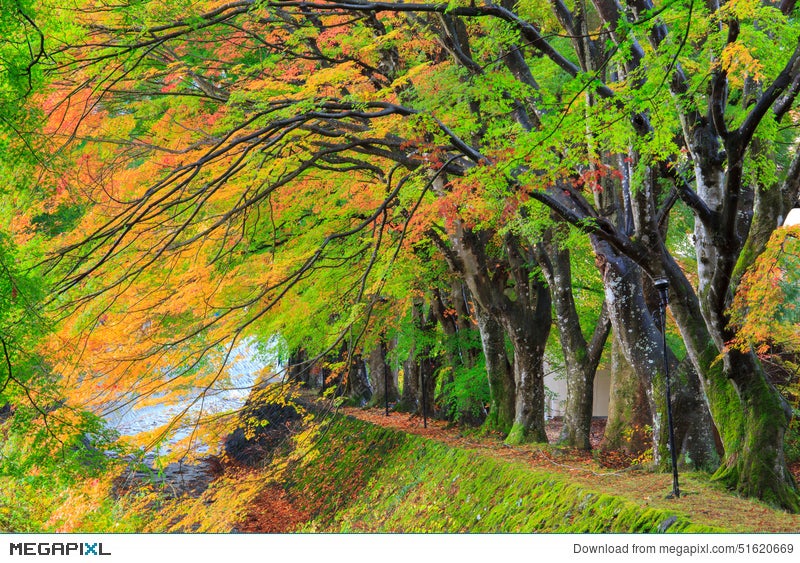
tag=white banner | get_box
[1,534,797,563]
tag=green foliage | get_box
[0,232,47,401]
[437,327,489,422]
[440,362,490,422]
[0,404,122,531]
[0,2,43,120]
[30,203,85,238]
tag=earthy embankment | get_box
[284,414,718,533]
[131,404,800,533]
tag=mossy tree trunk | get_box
[602,336,653,456]
[475,306,515,434]
[654,70,800,509]
[535,233,610,449]
[500,235,551,444]
[504,325,549,444]
[430,230,515,432]
[671,358,722,471]
[713,351,797,509]
[594,240,719,470]
[664,254,799,511]
[433,226,552,444]
[603,336,719,469]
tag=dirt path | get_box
[342,407,619,474]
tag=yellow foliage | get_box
[719,42,764,86]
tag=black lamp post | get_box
[654,277,680,499]
[384,364,390,417]
[421,368,428,429]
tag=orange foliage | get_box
[20,0,476,459]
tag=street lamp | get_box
[384,364,390,417]
[654,277,680,499]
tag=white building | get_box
[544,368,611,418]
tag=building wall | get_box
[543,369,611,418]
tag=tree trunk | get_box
[367,337,399,409]
[716,350,797,509]
[594,239,719,470]
[345,353,372,406]
[430,223,552,443]
[475,306,515,433]
[286,349,312,387]
[671,358,721,471]
[602,336,653,456]
[664,254,799,510]
[451,281,480,367]
[431,287,486,424]
[594,245,662,455]
[396,347,419,413]
[504,325,548,444]
[558,356,596,450]
[394,298,439,417]
[416,353,439,422]
[535,234,610,449]
[430,288,459,411]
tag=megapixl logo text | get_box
[9,542,111,556]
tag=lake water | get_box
[100,337,282,452]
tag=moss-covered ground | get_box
[5,406,800,533]
[288,415,716,532]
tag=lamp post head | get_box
[654,277,669,306]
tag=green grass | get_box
[289,415,720,532]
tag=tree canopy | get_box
[1,0,800,511]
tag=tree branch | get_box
[585,301,611,374]
[709,19,739,139]
[738,37,800,154]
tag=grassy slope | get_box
[10,410,800,533]
[287,415,721,533]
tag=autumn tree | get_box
[20,0,800,509]
[729,225,800,419]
